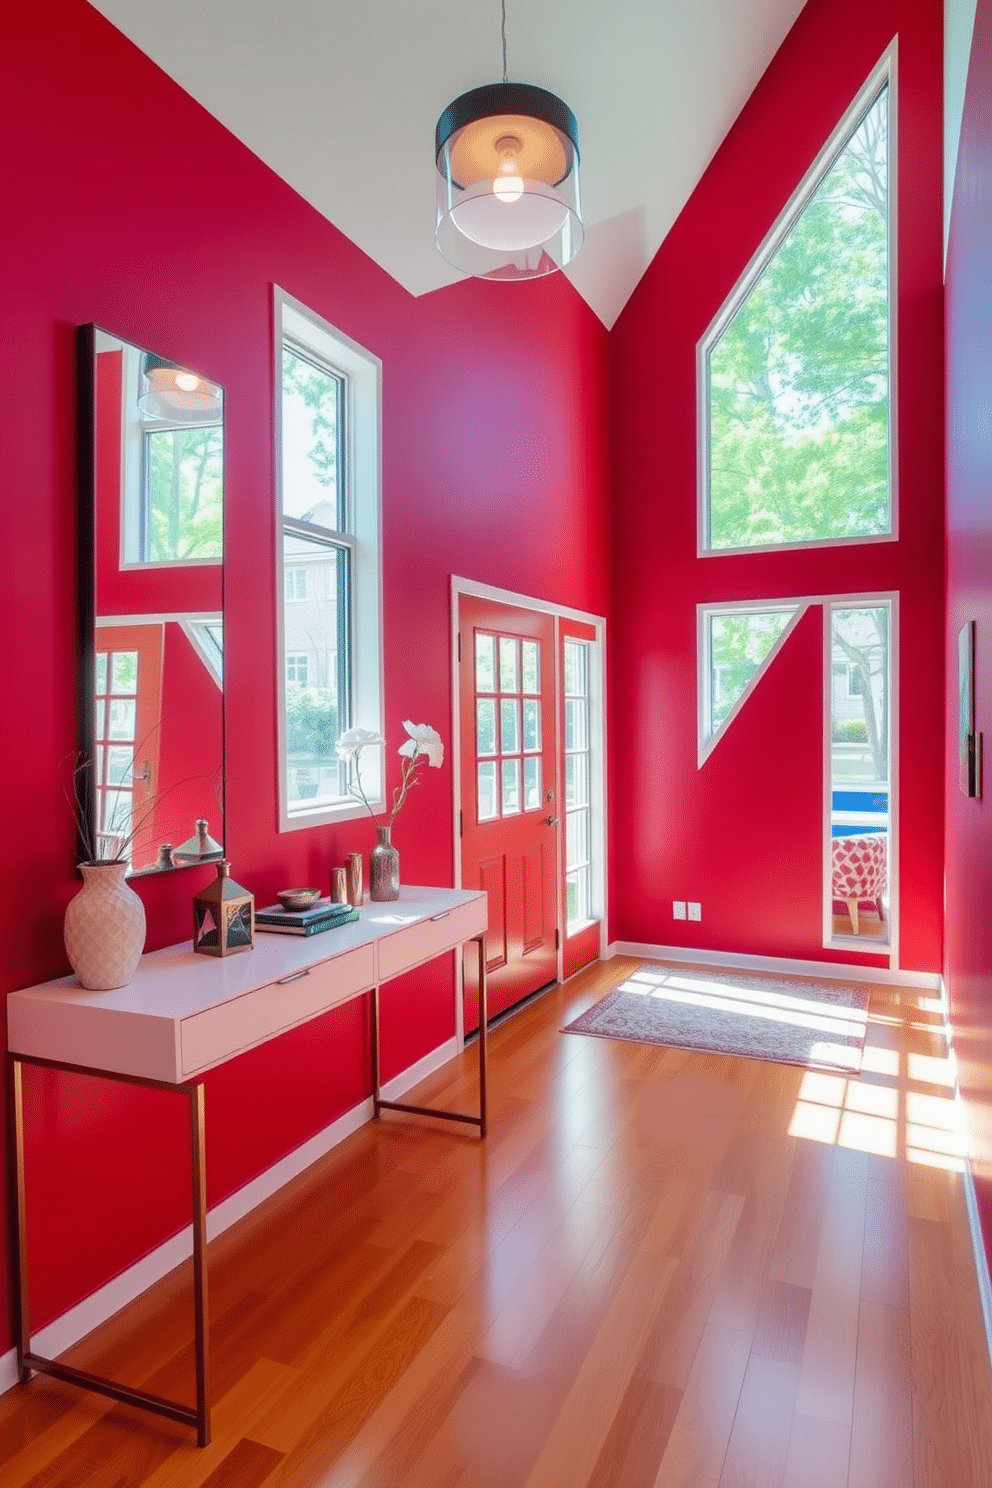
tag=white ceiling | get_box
[89,0,809,328]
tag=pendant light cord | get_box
[501,0,508,82]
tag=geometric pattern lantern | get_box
[193,861,254,957]
[436,47,582,282]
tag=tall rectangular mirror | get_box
[78,325,225,874]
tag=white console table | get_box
[5,885,488,1446]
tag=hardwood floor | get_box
[3,955,992,1486]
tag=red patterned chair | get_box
[832,833,887,935]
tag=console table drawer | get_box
[376,896,486,982]
[180,943,375,1075]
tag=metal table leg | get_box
[6,1054,211,1445]
[373,932,488,1136]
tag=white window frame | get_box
[823,592,898,963]
[697,46,898,557]
[697,599,807,766]
[274,288,383,830]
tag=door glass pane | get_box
[566,752,588,809]
[524,755,542,810]
[475,632,496,692]
[96,652,108,692]
[107,746,133,786]
[501,758,520,815]
[565,697,587,752]
[567,808,589,870]
[476,697,497,756]
[111,651,138,693]
[566,868,590,925]
[477,761,498,821]
[499,637,519,694]
[522,640,540,693]
[501,698,520,754]
[108,699,136,740]
[522,699,540,752]
[564,639,587,696]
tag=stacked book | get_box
[255,899,360,937]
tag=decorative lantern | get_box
[193,861,254,957]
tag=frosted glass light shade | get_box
[138,354,222,423]
[436,82,582,280]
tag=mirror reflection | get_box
[82,327,224,874]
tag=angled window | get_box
[701,63,893,553]
[699,603,803,761]
[275,291,382,829]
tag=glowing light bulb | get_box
[175,371,200,392]
[493,152,524,204]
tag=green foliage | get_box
[284,683,337,763]
[832,717,869,742]
[708,89,889,549]
[282,348,340,500]
[147,426,223,561]
[710,611,792,727]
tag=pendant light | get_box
[138,353,222,424]
[435,0,583,280]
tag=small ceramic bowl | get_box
[276,887,322,912]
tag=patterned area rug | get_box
[563,965,871,1073]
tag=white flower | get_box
[398,721,444,769]
[334,727,385,761]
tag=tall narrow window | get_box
[828,601,892,945]
[701,69,892,552]
[276,293,381,828]
[564,639,592,927]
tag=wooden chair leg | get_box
[844,899,859,935]
[875,897,885,922]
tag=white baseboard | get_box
[0,1036,459,1397]
[962,1158,992,1382]
[607,939,941,990]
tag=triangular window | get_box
[700,604,803,760]
[701,68,892,552]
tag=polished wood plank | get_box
[2,957,992,1487]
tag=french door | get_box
[93,623,163,863]
[459,597,559,1031]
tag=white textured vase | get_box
[64,861,146,991]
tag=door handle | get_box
[546,815,560,826]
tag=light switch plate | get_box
[688,902,702,921]
[673,900,687,920]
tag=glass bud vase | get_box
[369,824,400,901]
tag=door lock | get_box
[546,815,560,827]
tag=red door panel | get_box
[460,596,559,1031]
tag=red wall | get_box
[0,0,610,1342]
[609,0,944,971]
[946,0,992,1271]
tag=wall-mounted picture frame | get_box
[959,620,982,798]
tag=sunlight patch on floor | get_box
[623,969,868,1041]
[787,1024,966,1169]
